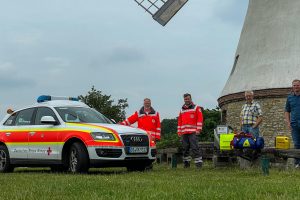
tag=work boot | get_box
[184,161,190,168]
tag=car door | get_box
[28,107,61,160]
[3,108,35,161]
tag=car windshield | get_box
[55,107,113,124]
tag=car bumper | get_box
[87,146,156,167]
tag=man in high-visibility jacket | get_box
[121,98,161,141]
[178,93,203,168]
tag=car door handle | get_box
[5,132,11,136]
[29,132,36,136]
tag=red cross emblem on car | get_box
[47,147,52,156]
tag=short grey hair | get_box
[292,79,300,84]
[245,90,254,95]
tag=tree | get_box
[157,118,181,149]
[161,118,177,137]
[200,108,221,141]
[78,86,128,122]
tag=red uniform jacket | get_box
[177,104,203,136]
[121,107,161,141]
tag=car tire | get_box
[0,145,14,173]
[68,142,89,173]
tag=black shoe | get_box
[184,161,190,168]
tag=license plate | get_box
[128,147,148,154]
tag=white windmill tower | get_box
[218,0,300,145]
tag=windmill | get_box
[134,0,188,26]
[218,0,300,145]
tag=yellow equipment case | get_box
[220,134,235,150]
[275,136,290,149]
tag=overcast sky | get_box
[0,0,248,120]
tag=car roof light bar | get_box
[37,95,79,103]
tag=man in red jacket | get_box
[178,93,204,168]
[120,98,161,141]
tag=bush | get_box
[156,134,182,149]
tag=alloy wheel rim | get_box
[0,150,7,170]
[69,149,78,172]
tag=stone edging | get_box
[218,88,292,107]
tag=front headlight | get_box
[91,132,116,141]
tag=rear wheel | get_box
[68,142,89,173]
[0,145,14,173]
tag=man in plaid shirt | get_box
[240,90,263,137]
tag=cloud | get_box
[44,57,69,65]
[10,30,43,46]
[0,76,36,89]
[0,62,15,72]
[43,57,71,74]
[0,61,36,89]
[87,46,147,69]
[105,46,146,64]
[214,1,248,25]
[0,1,248,119]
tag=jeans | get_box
[291,124,300,165]
[242,124,259,138]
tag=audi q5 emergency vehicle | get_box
[0,96,156,173]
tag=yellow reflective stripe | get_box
[6,142,28,146]
[29,142,65,145]
[93,140,119,143]
[66,123,113,133]
[2,124,113,134]
[1,128,90,133]
[6,142,65,145]
[66,123,120,142]
[66,123,121,143]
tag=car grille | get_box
[121,134,149,154]
[121,135,149,147]
[96,148,122,158]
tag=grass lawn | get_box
[1,163,300,200]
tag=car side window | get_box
[35,107,58,125]
[3,113,17,126]
[15,108,35,126]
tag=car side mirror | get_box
[111,119,116,124]
[41,116,58,125]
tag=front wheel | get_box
[68,142,89,173]
[0,145,14,173]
